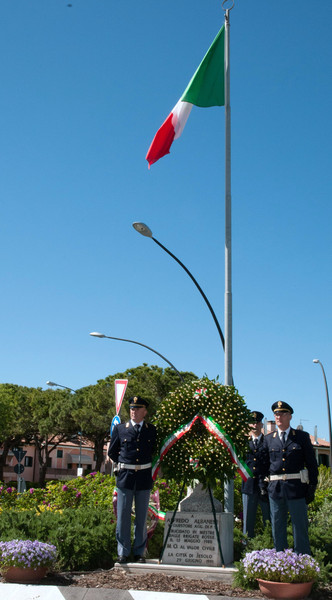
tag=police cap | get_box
[129,395,149,408]
[271,401,293,414]
[250,411,264,423]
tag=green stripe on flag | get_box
[181,26,225,108]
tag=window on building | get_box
[47,457,52,468]
[319,454,329,467]
[24,456,33,467]
[57,450,63,458]
[67,463,72,469]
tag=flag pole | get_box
[224,0,233,390]
[223,0,234,514]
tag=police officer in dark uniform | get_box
[242,411,270,538]
[262,401,318,555]
[108,395,157,563]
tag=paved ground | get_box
[0,584,259,600]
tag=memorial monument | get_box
[152,378,252,567]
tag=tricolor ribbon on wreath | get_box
[152,414,252,482]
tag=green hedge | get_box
[0,508,117,571]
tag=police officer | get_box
[262,401,318,555]
[108,395,157,564]
[242,411,270,538]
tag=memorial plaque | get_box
[162,511,233,567]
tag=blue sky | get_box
[0,0,331,441]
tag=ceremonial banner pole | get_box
[223,0,234,514]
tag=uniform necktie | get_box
[134,424,140,438]
[253,438,258,449]
[281,431,286,446]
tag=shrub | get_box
[153,479,187,512]
[0,473,116,512]
[0,508,117,571]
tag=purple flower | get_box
[29,488,34,494]
[62,485,68,491]
[0,540,57,569]
[6,487,12,493]
[242,548,320,583]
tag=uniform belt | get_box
[269,473,301,481]
[118,462,152,471]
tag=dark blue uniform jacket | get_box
[242,435,268,495]
[262,428,318,500]
[108,421,157,491]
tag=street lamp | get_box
[89,332,184,383]
[46,381,75,392]
[46,380,83,473]
[132,222,225,352]
[313,360,332,473]
[132,223,235,512]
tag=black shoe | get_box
[117,556,128,564]
[134,555,146,563]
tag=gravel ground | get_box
[31,567,332,599]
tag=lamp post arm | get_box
[318,362,332,473]
[46,382,76,393]
[152,237,225,350]
[103,335,184,383]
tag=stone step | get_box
[115,560,237,583]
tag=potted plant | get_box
[240,548,320,599]
[0,539,57,583]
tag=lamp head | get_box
[90,332,106,338]
[132,222,153,238]
[313,359,319,364]
[46,381,57,387]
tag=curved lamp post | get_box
[89,331,184,383]
[132,222,225,351]
[46,381,75,393]
[313,360,332,473]
[132,222,235,512]
[46,380,83,472]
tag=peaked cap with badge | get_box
[250,411,264,423]
[271,401,293,414]
[129,396,149,408]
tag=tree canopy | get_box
[0,364,198,482]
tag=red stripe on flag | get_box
[146,112,175,168]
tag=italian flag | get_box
[146,26,225,168]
